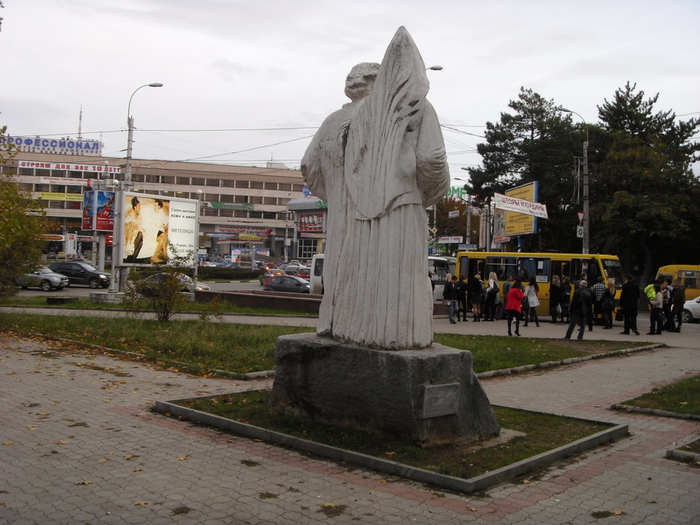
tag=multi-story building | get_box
[1,135,327,263]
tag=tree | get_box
[121,244,200,322]
[466,88,585,252]
[433,196,479,255]
[594,83,700,284]
[0,126,48,300]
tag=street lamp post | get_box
[559,107,589,254]
[125,83,163,186]
[454,176,473,245]
[114,82,163,292]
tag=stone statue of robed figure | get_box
[271,27,499,447]
[302,26,450,350]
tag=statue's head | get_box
[345,62,380,102]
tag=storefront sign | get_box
[5,136,101,156]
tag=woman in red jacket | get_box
[505,278,525,336]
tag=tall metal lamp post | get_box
[125,83,163,186]
[559,107,589,254]
[454,176,473,245]
[113,82,163,292]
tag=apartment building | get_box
[2,135,326,262]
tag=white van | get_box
[310,254,454,301]
[429,256,456,303]
[310,253,325,294]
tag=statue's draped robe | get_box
[301,27,450,349]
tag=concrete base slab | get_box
[268,333,500,447]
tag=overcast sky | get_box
[2,0,698,183]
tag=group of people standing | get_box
[643,278,687,335]
[444,270,687,340]
[442,272,502,324]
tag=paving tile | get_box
[2,333,700,524]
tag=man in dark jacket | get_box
[443,275,460,324]
[564,280,593,340]
[670,279,686,332]
[619,273,640,335]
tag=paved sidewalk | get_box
[1,325,699,523]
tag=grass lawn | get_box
[1,295,311,317]
[179,390,614,480]
[0,312,650,376]
[620,374,700,417]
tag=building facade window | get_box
[297,239,318,260]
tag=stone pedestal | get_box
[268,333,500,447]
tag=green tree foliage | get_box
[466,88,585,252]
[0,126,47,300]
[433,197,479,255]
[595,83,700,282]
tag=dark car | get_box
[15,267,70,291]
[48,261,111,289]
[260,268,286,285]
[138,272,210,295]
[263,275,310,293]
[284,264,300,276]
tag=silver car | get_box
[15,267,70,291]
[681,296,700,323]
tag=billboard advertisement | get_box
[298,212,324,232]
[503,182,539,236]
[119,193,199,267]
[82,191,115,231]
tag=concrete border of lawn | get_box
[154,396,628,495]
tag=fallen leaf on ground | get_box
[611,509,627,515]
[98,459,108,463]
[75,480,92,485]
[134,501,148,506]
[55,440,70,445]
[3,442,14,446]
[177,455,190,461]
[124,454,139,460]
[132,468,143,472]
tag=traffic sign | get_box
[576,225,584,238]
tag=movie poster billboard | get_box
[118,192,199,267]
[82,191,115,231]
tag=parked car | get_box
[681,297,700,323]
[284,264,300,276]
[15,267,70,291]
[296,266,311,279]
[260,268,286,285]
[263,275,310,293]
[138,273,211,295]
[48,261,111,289]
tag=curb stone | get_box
[154,397,628,495]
